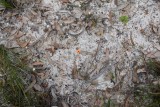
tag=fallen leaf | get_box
[33,84,43,91]
[14,31,24,39]
[155,45,160,51]
[60,0,69,4]
[22,16,29,24]
[53,42,60,49]
[72,60,78,79]
[146,51,159,58]
[90,80,98,85]
[63,17,75,24]
[32,61,44,66]
[151,24,158,33]
[10,29,18,36]
[37,72,45,78]
[114,0,118,6]
[24,78,36,93]
[130,35,135,46]
[105,90,111,99]
[61,101,69,107]
[132,63,139,83]
[42,71,50,80]
[105,48,109,60]
[96,28,104,36]
[154,51,160,57]
[51,87,58,102]
[153,80,160,85]
[41,81,48,88]
[140,29,145,34]
[30,10,37,16]
[46,46,55,55]
[124,95,130,107]
[16,40,29,48]
[54,22,64,35]
[108,11,113,24]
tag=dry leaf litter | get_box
[0,0,160,106]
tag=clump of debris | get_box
[0,0,160,106]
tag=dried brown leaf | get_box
[61,101,69,107]
[41,81,48,88]
[133,65,139,83]
[10,29,18,36]
[96,28,104,36]
[105,90,111,99]
[46,47,55,55]
[155,45,160,51]
[140,29,145,34]
[14,31,24,39]
[30,10,38,16]
[33,84,43,91]
[90,80,98,85]
[146,53,155,58]
[16,40,29,48]
[32,61,44,66]
[151,24,158,33]
[130,35,135,46]
[105,48,109,60]
[124,95,130,107]
[72,61,78,79]
[154,51,160,57]
[114,0,118,6]
[53,42,60,49]
[37,72,45,78]
[54,22,64,35]
[108,11,113,24]
[61,0,69,4]
[42,71,50,80]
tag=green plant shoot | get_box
[119,16,129,25]
[0,0,14,9]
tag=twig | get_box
[149,92,160,95]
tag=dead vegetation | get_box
[0,0,160,106]
[0,45,52,106]
[133,59,160,107]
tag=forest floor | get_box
[0,0,160,106]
